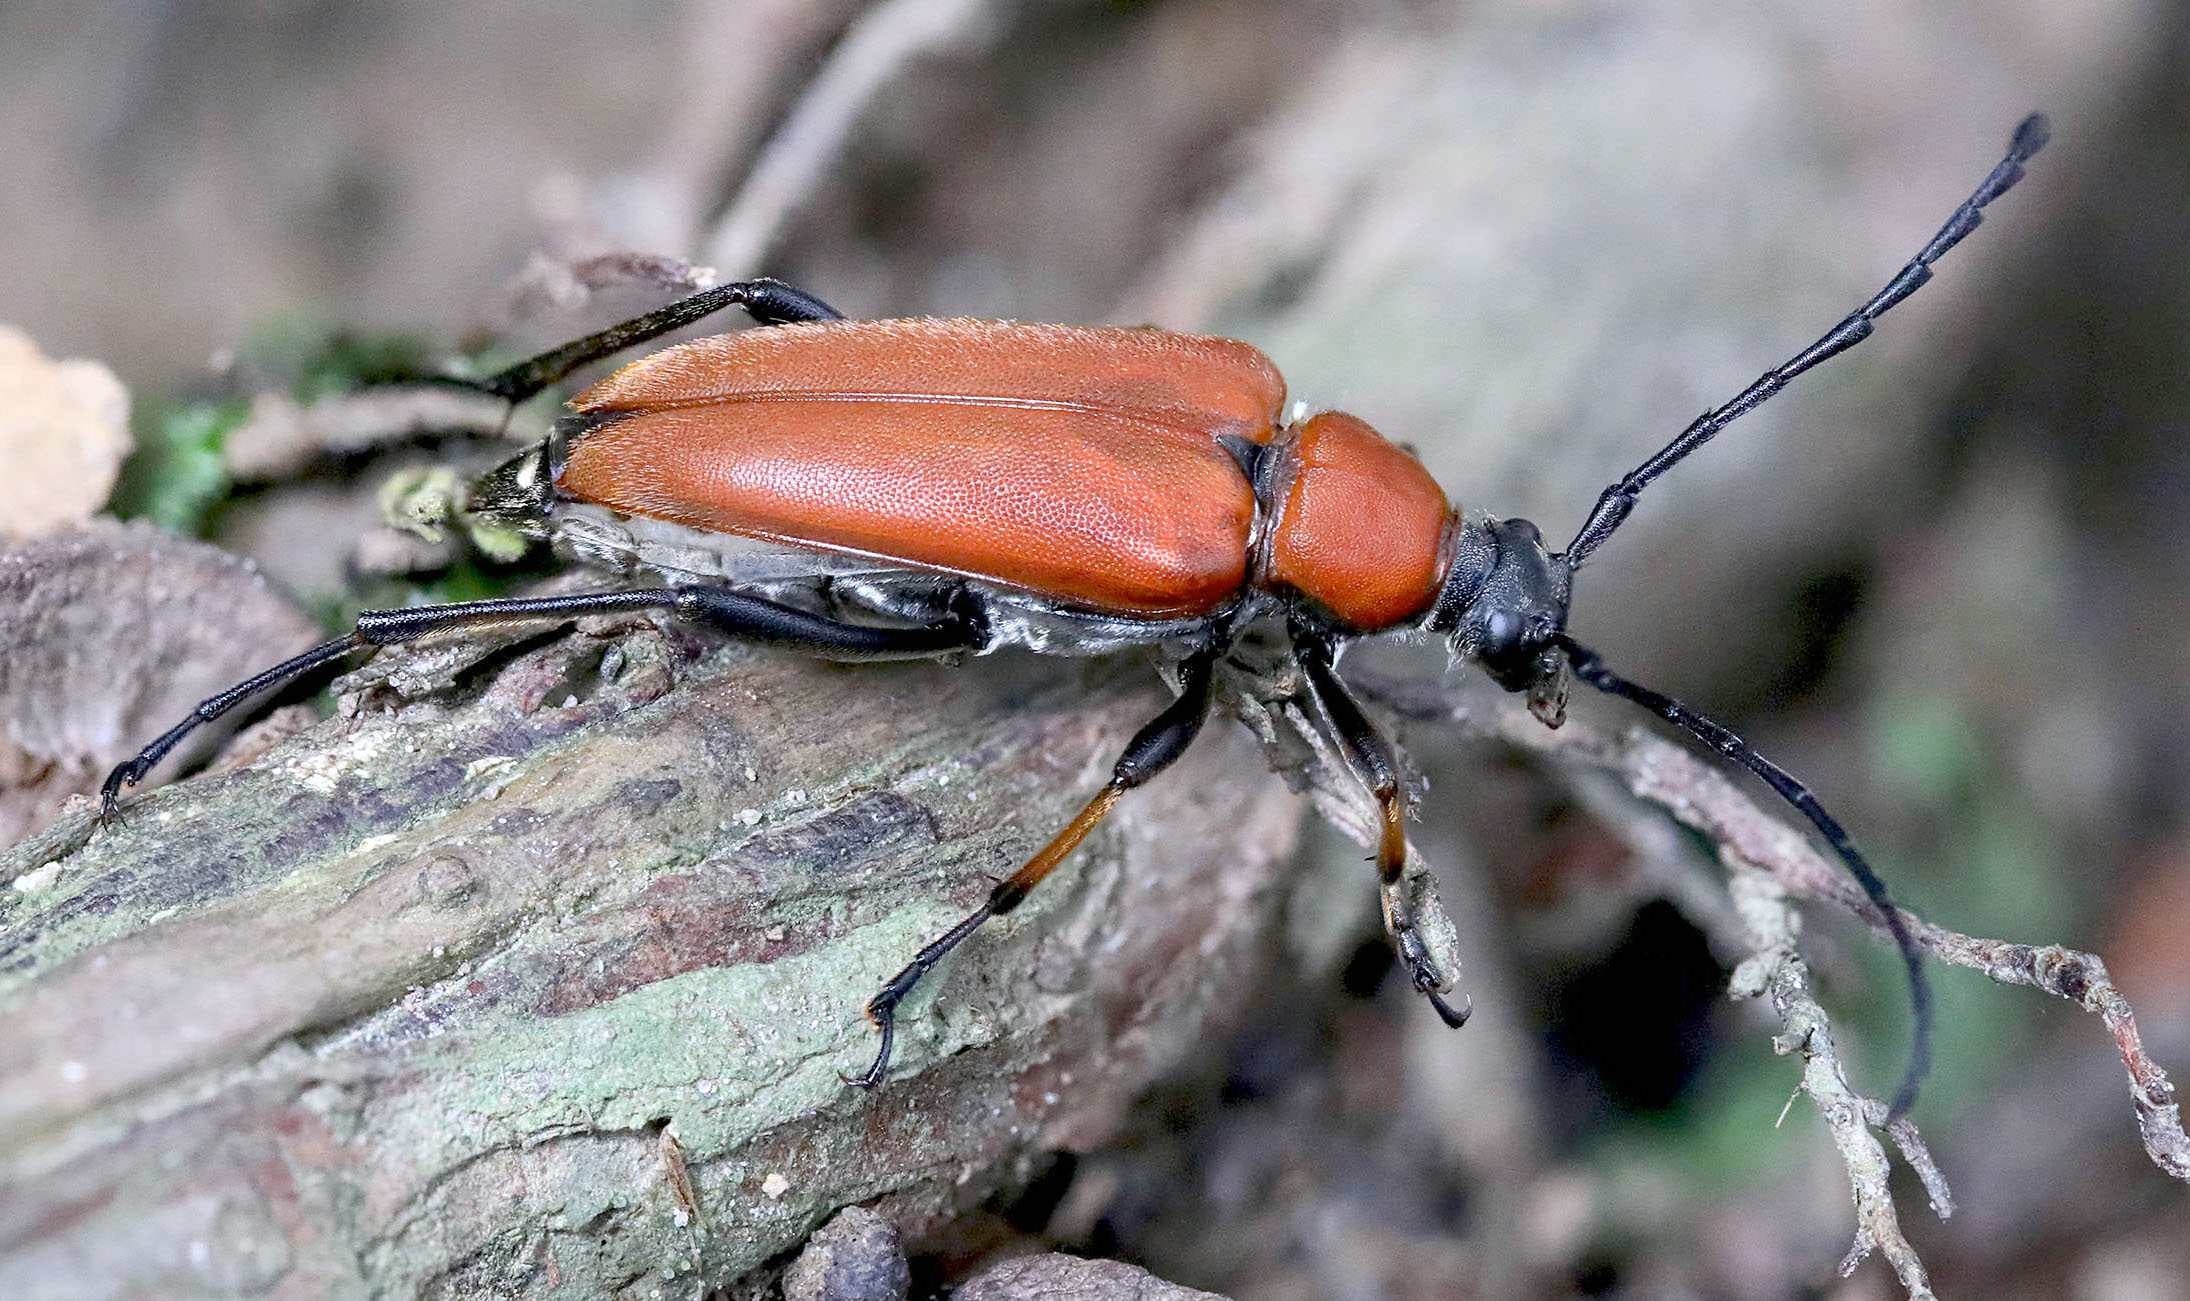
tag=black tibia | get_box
[100,635,369,820]
[1294,631,1471,1030]
[668,586,982,661]
[844,646,1220,1090]
[100,585,981,820]
[1563,114,2050,568]
[1293,636,1405,881]
[458,277,846,405]
[1559,636,1933,1120]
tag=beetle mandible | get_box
[102,115,2051,1115]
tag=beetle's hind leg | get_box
[101,634,377,820]
[100,583,984,820]
[1293,629,1471,1029]
[845,644,1220,1089]
[447,277,848,406]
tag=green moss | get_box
[108,397,247,537]
[107,316,486,541]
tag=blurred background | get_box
[3,0,2187,1295]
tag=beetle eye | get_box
[1483,608,1520,654]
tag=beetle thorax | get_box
[1260,410,1456,630]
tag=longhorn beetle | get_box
[103,115,2050,1115]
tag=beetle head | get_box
[1430,517,1574,724]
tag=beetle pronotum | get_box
[103,115,2050,1115]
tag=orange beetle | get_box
[104,116,2049,1112]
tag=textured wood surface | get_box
[0,609,1302,1297]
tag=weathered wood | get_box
[0,610,1302,1297]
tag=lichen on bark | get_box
[0,606,1303,1297]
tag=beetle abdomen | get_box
[555,319,1286,618]
[1267,411,1454,631]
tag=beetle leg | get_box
[844,645,1219,1089]
[458,277,847,405]
[1294,631,1471,1029]
[665,584,983,661]
[100,585,982,820]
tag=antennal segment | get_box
[1557,636,1932,1121]
[1561,114,2050,569]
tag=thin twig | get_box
[1561,749,1963,1219]
[701,0,1017,277]
[641,0,873,255]
[1727,866,1937,1297]
[1350,668,2189,1295]
[1572,718,2190,1189]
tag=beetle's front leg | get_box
[1293,630,1472,1029]
[846,644,1220,1088]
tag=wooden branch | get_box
[1352,666,2189,1298]
[0,614,1302,1296]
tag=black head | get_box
[1429,517,1574,723]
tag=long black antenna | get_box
[1562,114,2050,569]
[1558,636,1931,1120]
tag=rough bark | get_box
[953,1254,1228,1301]
[0,612,1302,1297]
